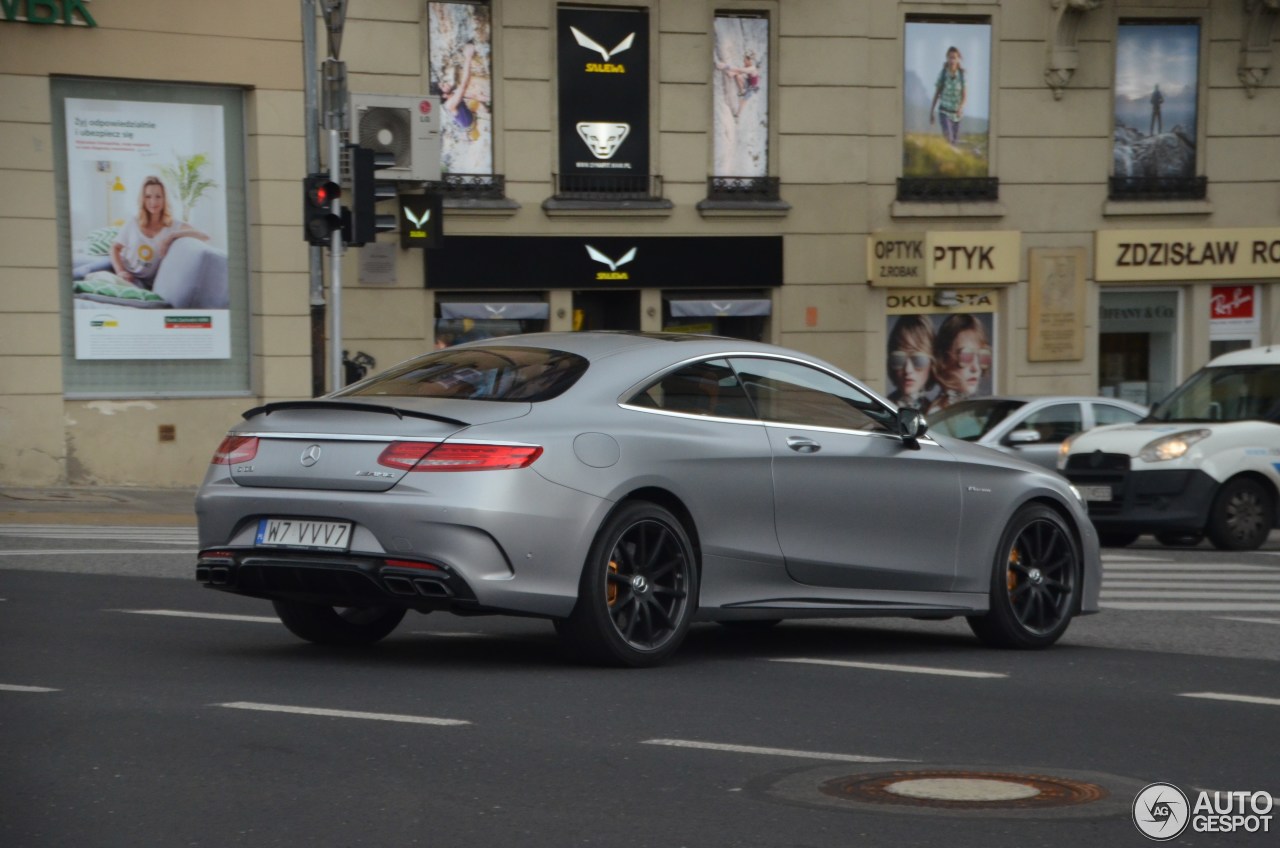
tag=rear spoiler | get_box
[242,400,468,427]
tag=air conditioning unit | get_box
[347,93,442,183]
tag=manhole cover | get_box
[822,770,1108,810]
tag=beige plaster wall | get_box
[1,0,1277,486]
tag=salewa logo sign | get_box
[404,206,431,238]
[577,122,630,159]
[586,245,636,280]
[571,26,633,72]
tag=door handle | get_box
[786,436,821,454]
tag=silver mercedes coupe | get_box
[195,332,1101,666]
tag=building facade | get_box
[1,0,1277,487]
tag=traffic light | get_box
[303,174,342,246]
[347,145,399,246]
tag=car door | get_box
[1003,402,1084,470]
[728,356,962,594]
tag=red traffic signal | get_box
[303,173,343,246]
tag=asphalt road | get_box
[1,526,1278,847]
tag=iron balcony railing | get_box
[553,173,664,200]
[1108,175,1207,201]
[426,173,507,200]
[706,176,782,201]
[896,176,1000,202]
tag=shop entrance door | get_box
[1098,290,1179,406]
[573,290,640,332]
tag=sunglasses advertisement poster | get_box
[886,297,996,414]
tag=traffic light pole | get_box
[328,128,345,393]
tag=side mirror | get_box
[897,407,927,447]
[1006,428,1042,445]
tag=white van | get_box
[1058,345,1280,550]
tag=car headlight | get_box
[1057,433,1080,471]
[1138,428,1211,463]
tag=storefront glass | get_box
[1098,289,1179,405]
[434,295,548,347]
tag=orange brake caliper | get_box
[1007,547,1020,592]
[607,560,619,606]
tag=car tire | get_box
[1206,478,1275,552]
[1097,532,1139,548]
[968,504,1081,650]
[272,601,406,646]
[1155,532,1204,547]
[558,501,698,667]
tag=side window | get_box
[627,359,756,420]
[1093,402,1143,427]
[1020,403,1083,444]
[729,358,893,432]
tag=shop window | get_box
[662,293,770,341]
[427,2,508,202]
[899,16,998,203]
[52,78,250,397]
[1109,20,1205,201]
[434,295,548,347]
[1098,290,1180,405]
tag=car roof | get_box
[453,331,804,360]
[1207,345,1280,367]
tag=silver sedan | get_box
[928,395,1148,471]
[195,332,1101,666]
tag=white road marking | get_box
[112,609,278,624]
[1102,591,1280,600]
[1104,573,1280,581]
[1104,563,1277,572]
[642,738,911,763]
[216,702,470,726]
[0,549,194,556]
[1103,602,1280,611]
[1180,692,1280,708]
[1214,616,1280,625]
[1103,555,1175,563]
[771,657,1007,679]
[0,525,196,543]
[0,684,60,693]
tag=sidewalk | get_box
[0,487,198,526]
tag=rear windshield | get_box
[928,399,1026,441]
[335,346,588,402]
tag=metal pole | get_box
[328,128,344,391]
[302,0,326,397]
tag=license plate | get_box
[255,518,352,551]
[1079,486,1112,502]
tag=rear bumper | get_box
[194,472,610,618]
[197,549,482,612]
[1063,467,1218,535]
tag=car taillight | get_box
[377,441,440,470]
[378,441,543,472]
[211,435,258,465]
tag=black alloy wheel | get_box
[558,502,697,667]
[969,504,1080,649]
[1207,478,1274,551]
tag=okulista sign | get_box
[1096,227,1280,281]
